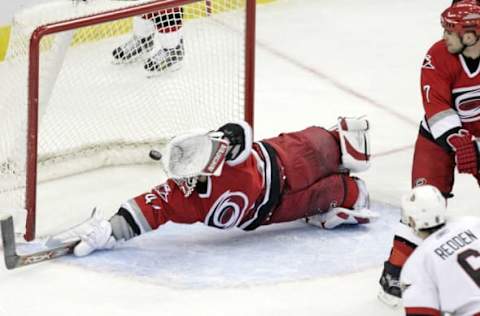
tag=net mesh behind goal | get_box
[0,0,255,240]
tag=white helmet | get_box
[401,185,447,232]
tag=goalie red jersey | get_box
[67,118,374,257]
[115,122,370,235]
[126,144,269,231]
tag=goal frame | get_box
[23,0,256,241]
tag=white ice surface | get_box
[2,0,480,315]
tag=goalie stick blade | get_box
[1,216,80,270]
[1,216,19,269]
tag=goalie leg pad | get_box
[337,117,371,172]
[304,177,377,229]
[353,177,370,210]
[306,206,379,229]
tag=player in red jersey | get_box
[112,7,184,73]
[58,118,377,257]
[379,0,480,306]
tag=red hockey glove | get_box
[446,129,479,175]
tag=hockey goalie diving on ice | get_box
[1,117,377,268]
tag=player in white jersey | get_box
[400,185,480,316]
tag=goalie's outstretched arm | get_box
[74,121,256,257]
[73,182,202,257]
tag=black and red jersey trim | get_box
[241,141,283,231]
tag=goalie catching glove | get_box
[161,121,253,179]
[151,122,253,197]
[162,129,230,179]
[163,121,253,179]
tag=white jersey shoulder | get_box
[401,216,480,315]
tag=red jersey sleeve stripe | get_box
[405,307,441,316]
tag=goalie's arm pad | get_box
[218,120,253,166]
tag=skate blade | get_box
[377,287,401,308]
[111,51,151,65]
[146,62,184,79]
[111,57,143,65]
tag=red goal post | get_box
[0,0,255,241]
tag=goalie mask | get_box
[162,129,229,196]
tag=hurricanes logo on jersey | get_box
[453,87,480,122]
[422,55,435,70]
[205,191,249,229]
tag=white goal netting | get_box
[0,0,253,239]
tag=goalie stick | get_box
[1,216,80,270]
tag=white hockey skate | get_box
[377,261,403,308]
[112,34,154,64]
[144,39,184,74]
[377,287,402,308]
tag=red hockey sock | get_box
[388,236,417,267]
[142,8,183,33]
